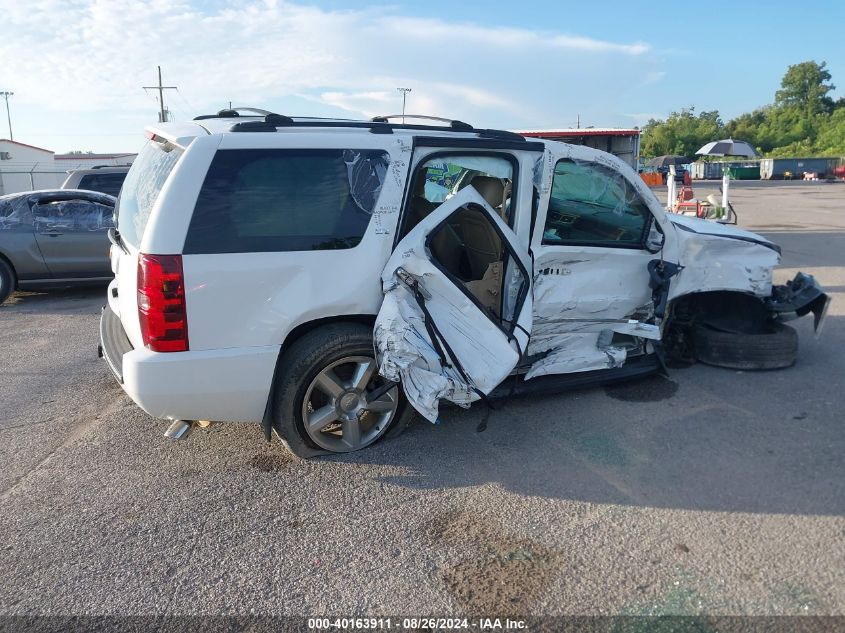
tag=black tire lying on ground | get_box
[692,321,798,370]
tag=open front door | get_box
[375,187,532,422]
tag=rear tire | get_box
[272,323,413,458]
[0,258,15,305]
[692,321,798,370]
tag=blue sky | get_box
[1,0,843,153]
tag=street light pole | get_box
[397,87,411,124]
[0,92,13,141]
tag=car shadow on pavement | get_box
[328,315,845,518]
[2,285,108,314]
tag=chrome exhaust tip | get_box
[164,420,194,440]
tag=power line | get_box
[142,66,178,123]
[1,91,13,140]
[397,87,411,124]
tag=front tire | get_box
[0,258,15,305]
[692,321,798,370]
[272,323,413,458]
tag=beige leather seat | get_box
[466,175,505,214]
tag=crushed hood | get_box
[670,215,780,254]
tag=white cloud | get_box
[0,0,658,133]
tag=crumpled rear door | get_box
[374,187,532,422]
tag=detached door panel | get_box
[32,199,114,277]
[375,187,532,422]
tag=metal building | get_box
[517,128,641,169]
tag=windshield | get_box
[116,140,183,247]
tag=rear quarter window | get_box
[116,140,183,247]
[183,149,390,254]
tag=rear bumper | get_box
[99,304,279,422]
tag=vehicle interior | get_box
[403,155,525,325]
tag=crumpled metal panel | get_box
[374,188,527,423]
[374,283,484,423]
[526,334,627,380]
[668,216,780,300]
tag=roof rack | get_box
[194,111,527,142]
[194,107,273,121]
[370,114,474,131]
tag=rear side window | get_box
[32,200,114,232]
[117,140,183,247]
[184,149,390,254]
[78,173,127,197]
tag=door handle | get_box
[39,231,64,237]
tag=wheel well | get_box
[260,314,378,442]
[669,290,769,329]
[0,251,17,288]
[282,314,377,350]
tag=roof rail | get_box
[219,113,529,143]
[229,113,295,131]
[194,107,273,121]
[370,114,474,131]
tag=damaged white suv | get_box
[99,110,829,457]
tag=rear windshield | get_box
[78,172,127,197]
[183,148,390,254]
[116,140,183,247]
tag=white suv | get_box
[99,110,828,457]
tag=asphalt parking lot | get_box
[0,182,843,619]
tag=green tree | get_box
[775,61,835,116]
[641,107,724,158]
[815,108,845,155]
[724,109,768,151]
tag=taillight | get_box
[137,254,188,352]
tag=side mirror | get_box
[645,221,665,254]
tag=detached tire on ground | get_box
[272,322,413,458]
[692,321,798,370]
[0,258,15,305]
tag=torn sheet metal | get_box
[374,187,532,423]
[374,282,503,422]
[526,333,628,380]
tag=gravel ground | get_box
[0,182,843,619]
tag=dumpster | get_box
[726,165,760,180]
[760,158,837,180]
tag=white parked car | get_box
[99,110,829,457]
[61,166,130,197]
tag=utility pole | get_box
[143,66,178,123]
[0,92,13,140]
[397,87,411,124]
[576,113,580,129]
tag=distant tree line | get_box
[641,61,845,158]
